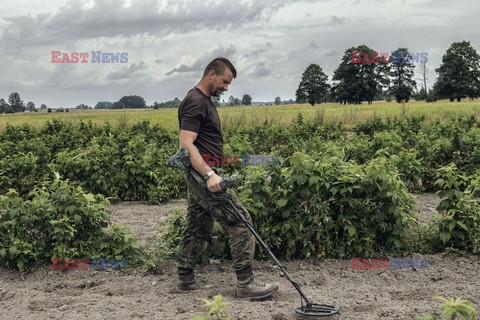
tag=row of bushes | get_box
[223,115,480,193]
[1,115,479,271]
[0,119,184,202]
[2,158,478,272]
[152,153,480,264]
[236,151,478,258]
[1,115,480,202]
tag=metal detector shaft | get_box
[207,190,313,306]
[208,184,339,317]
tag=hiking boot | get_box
[236,267,278,300]
[178,267,196,291]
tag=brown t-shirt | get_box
[178,87,223,159]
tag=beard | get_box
[211,90,223,97]
[209,83,224,97]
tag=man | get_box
[176,57,278,299]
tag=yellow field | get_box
[1,100,480,132]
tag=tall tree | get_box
[0,98,8,113]
[227,95,241,106]
[228,95,235,106]
[274,96,281,105]
[8,92,24,112]
[332,45,388,105]
[296,63,330,106]
[94,101,113,109]
[242,94,252,105]
[417,62,430,100]
[26,101,36,111]
[388,48,417,103]
[112,101,125,109]
[434,41,480,101]
[119,95,146,109]
[211,96,221,107]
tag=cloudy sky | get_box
[1,0,479,108]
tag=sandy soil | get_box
[1,193,479,320]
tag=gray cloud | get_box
[244,42,273,59]
[1,0,295,53]
[252,62,271,77]
[324,49,339,57]
[107,61,148,80]
[328,15,347,26]
[309,40,319,49]
[165,45,237,76]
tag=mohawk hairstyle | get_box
[203,57,237,79]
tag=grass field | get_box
[1,99,480,131]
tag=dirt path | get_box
[1,194,479,320]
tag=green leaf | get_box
[309,176,320,185]
[345,225,356,236]
[448,221,456,231]
[74,214,82,224]
[84,193,95,202]
[276,198,288,208]
[439,231,450,244]
[9,246,18,256]
[456,221,468,231]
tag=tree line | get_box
[2,40,478,113]
[0,93,47,114]
[0,95,148,113]
[296,41,480,106]
[0,93,279,113]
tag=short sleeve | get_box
[180,102,205,133]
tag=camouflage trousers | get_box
[177,169,255,272]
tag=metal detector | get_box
[167,148,339,317]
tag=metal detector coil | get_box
[296,303,339,317]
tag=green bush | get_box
[238,151,416,259]
[0,138,52,196]
[0,173,141,271]
[51,138,121,198]
[432,164,480,253]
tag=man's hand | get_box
[207,173,222,192]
